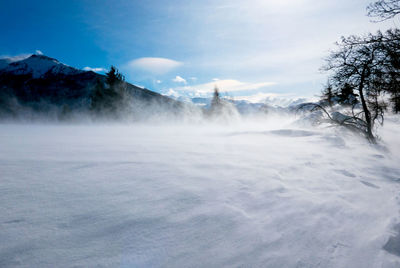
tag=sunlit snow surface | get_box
[1,116,400,267]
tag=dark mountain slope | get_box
[0,54,190,120]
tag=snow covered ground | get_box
[1,116,400,267]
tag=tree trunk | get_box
[358,69,375,143]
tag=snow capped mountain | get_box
[182,96,311,115]
[0,54,85,78]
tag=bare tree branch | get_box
[367,0,400,21]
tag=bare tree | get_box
[321,32,394,143]
[367,2,400,112]
[306,1,400,139]
[378,29,400,113]
[367,0,400,21]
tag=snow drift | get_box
[0,116,400,267]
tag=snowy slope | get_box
[0,118,400,267]
[0,54,84,78]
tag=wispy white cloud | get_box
[83,66,107,73]
[126,57,183,74]
[174,79,276,94]
[172,75,186,84]
[35,50,43,55]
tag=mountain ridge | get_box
[0,54,86,78]
[0,54,188,120]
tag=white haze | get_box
[1,115,400,267]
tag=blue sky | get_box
[0,0,396,102]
